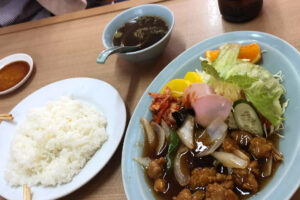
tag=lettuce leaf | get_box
[198,70,242,102]
[201,43,285,126]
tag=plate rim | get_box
[121,31,300,200]
[0,77,127,200]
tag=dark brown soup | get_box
[112,16,168,50]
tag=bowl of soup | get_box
[102,4,174,62]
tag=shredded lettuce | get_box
[274,71,284,83]
[201,43,285,126]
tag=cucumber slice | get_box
[227,112,238,130]
[233,100,263,137]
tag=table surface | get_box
[0,0,299,199]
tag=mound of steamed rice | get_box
[5,96,108,186]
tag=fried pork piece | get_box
[173,189,205,200]
[147,157,166,179]
[249,137,272,158]
[192,190,205,200]
[232,168,258,193]
[189,168,234,190]
[154,178,166,193]
[149,88,181,125]
[231,131,253,147]
[223,137,251,160]
[206,183,238,200]
[248,160,260,177]
[189,168,216,189]
[223,137,240,152]
[173,189,192,200]
[216,173,234,189]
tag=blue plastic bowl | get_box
[102,4,174,62]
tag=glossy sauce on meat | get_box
[0,61,30,92]
[143,125,281,200]
[234,134,280,199]
[112,16,168,50]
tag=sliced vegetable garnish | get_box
[134,157,152,168]
[192,94,232,127]
[174,145,190,186]
[205,43,261,63]
[201,43,285,126]
[227,112,238,130]
[160,72,203,97]
[212,151,249,169]
[166,130,180,171]
[196,118,227,157]
[140,118,156,152]
[160,79,191,97]
[262,155,273,177]
[177,115,194,149]
[184,72,203,83]
[233,100,263,137]
[198,70,242,102]
[151,122,166,155]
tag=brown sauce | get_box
[234,134,281,199]
[0,61,30,92]
[143,126,282,200]
[112,16,168,50]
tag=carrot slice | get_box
[205,43,261,63]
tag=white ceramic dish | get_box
[0,77,126,200]
[0,53,33,95]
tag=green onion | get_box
[166,130,180,171]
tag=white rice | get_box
[5,96,108,186]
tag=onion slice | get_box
[151,122,166,155]
[161,119,171,141]
[233,149,250,162]
[272,146,284,161]
[177,115,195,149]
[262,155,273,177]
[212,151,249,169]
[196,118,227,157]
[174,145,190,186]
[140,118,156,151]
[134,157,151,169]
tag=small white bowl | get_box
[0,53,33,95]
[102,4,175,62]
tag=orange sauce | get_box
[0,61,30,92]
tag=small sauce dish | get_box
[0,53,33,95]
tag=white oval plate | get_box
[0,53,33,95]
[0,77,126,200]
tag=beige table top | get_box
[0,0,299,199]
